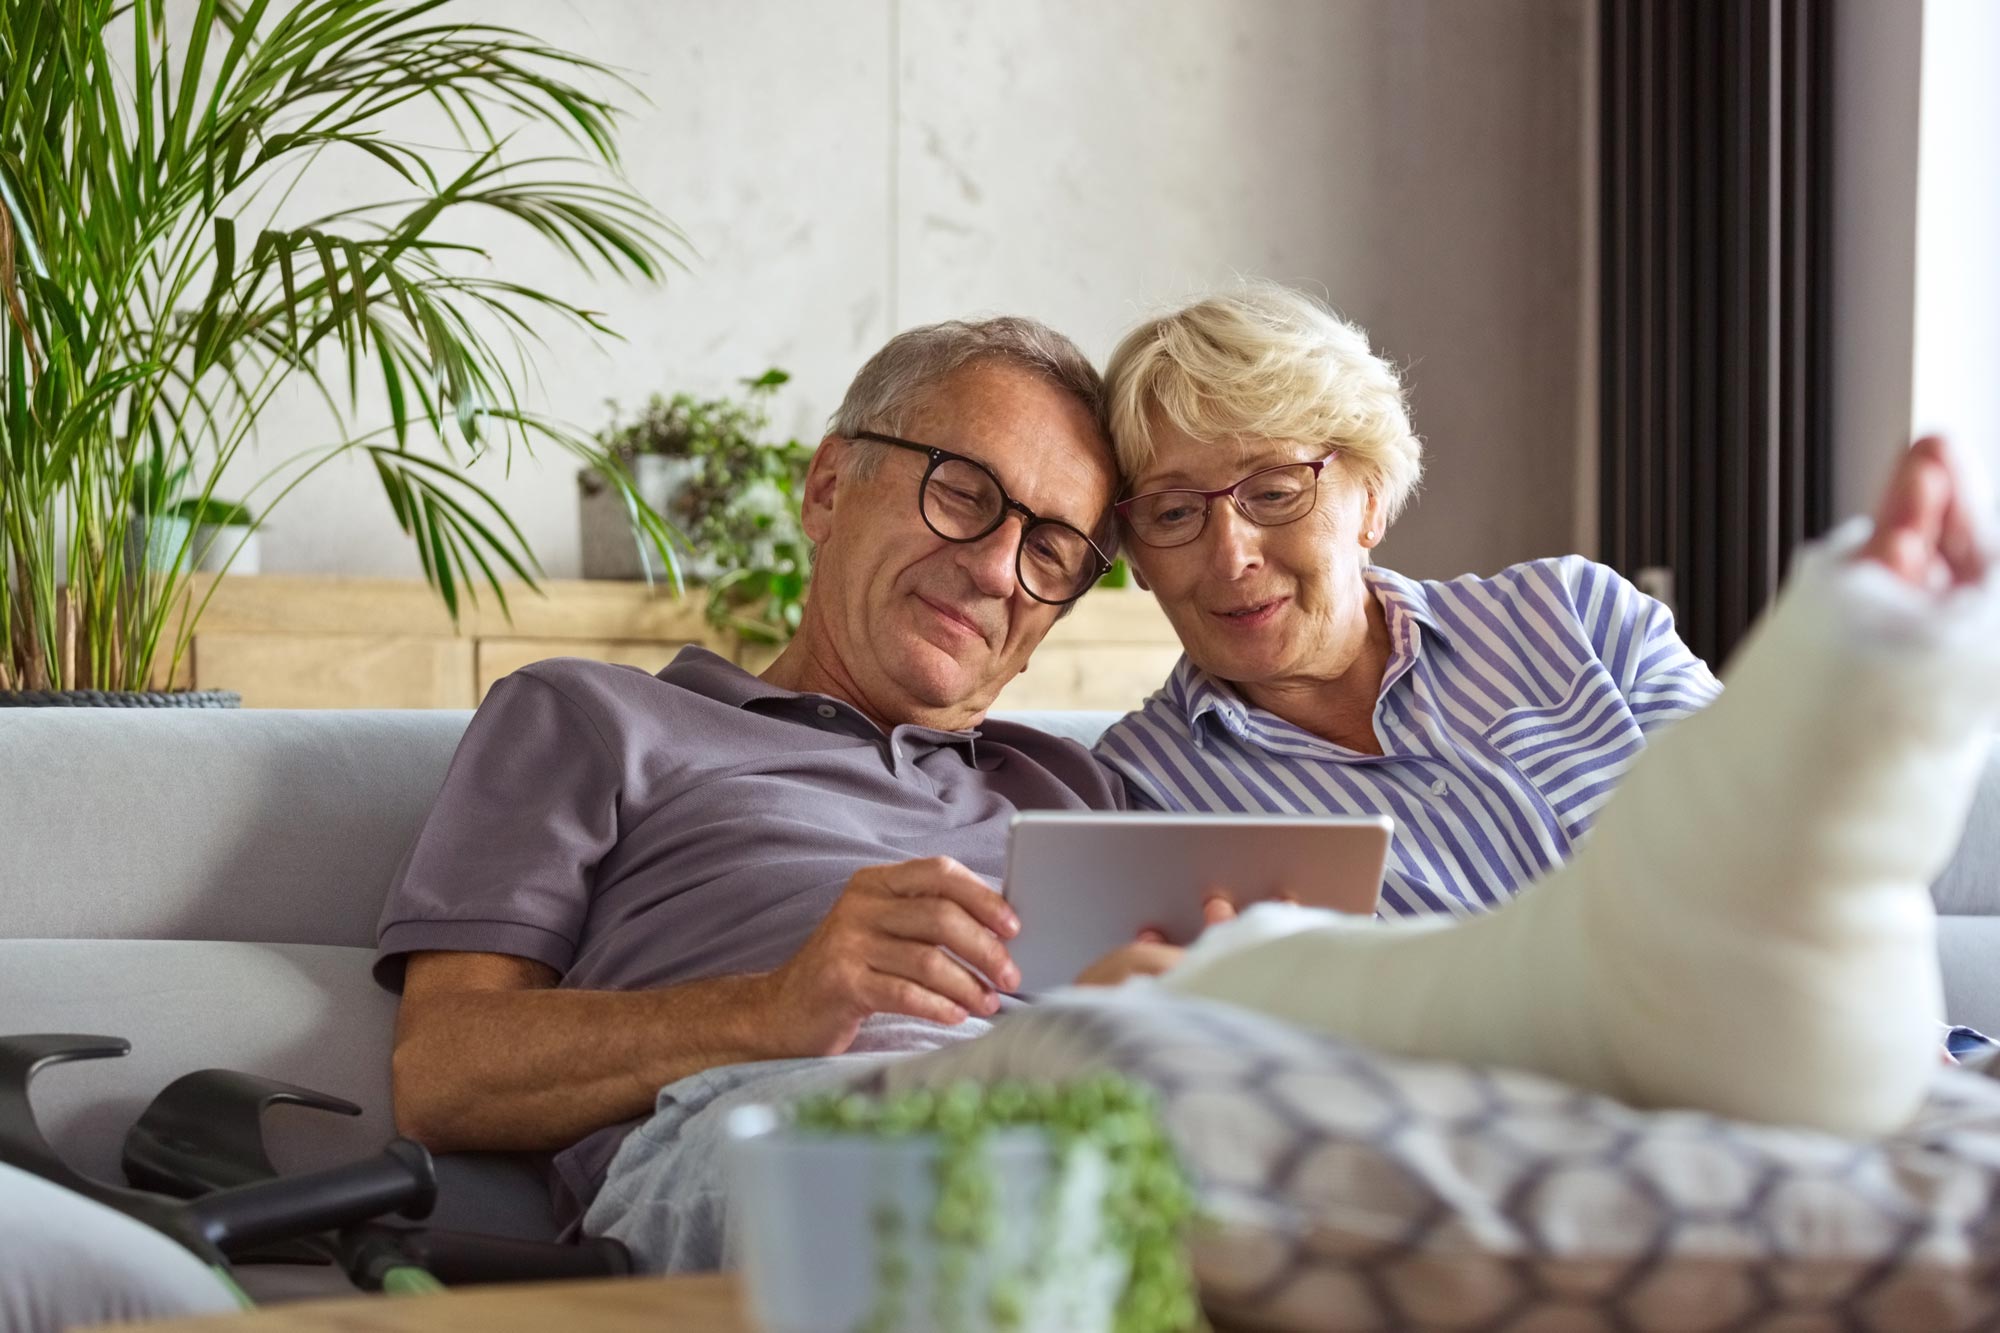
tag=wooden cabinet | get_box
[181,575,1185,712]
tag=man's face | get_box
[801,361,1116,728]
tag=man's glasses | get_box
[1114,451,1340,548]
[849,432,1111,605]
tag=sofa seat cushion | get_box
[883,988,2000,1331]
[0,940,559,1263]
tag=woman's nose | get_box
[1207,501,1264,575]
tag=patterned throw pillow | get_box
[879,987,2000,1331]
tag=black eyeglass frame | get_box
[849,431,1112,605]
[1112,449,1342,549]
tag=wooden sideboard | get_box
[176,574,1185,712]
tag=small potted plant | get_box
[580,369,814,643]
[130,445,261,575]
[176,496,261,576]
[727,1076,1202,1333]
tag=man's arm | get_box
[391,952,781,1152]
[390,856,1023,1154]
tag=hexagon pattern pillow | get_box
[879,988,2000,1331]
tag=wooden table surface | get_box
[110,1273,750,1331]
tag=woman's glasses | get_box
[1115,451,1340,548]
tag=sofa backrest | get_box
[0,708,1124,947]
[3,710,472,947]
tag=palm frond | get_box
[1,0,686,689]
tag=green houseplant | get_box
[729,1076,1203,1333]
[581,368,812,644]
[0,0,685,699]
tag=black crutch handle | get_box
[190,1137,437,1255]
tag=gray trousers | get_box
[581,1054,898,1273]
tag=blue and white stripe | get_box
[1093,558,1724,920]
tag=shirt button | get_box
[1430,778,1449,796]
[816,704,837,719]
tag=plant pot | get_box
[191,523,260,575]
[130,515,198,574]
[577,454,719,583]
[726,1105,1126,1333]
[0,689,240,707]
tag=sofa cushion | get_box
[0,709,470,946]
[1939,917,2000,1037]
[0,940,559,1245]
[883,988,2000,1331]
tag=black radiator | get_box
[1599,0,1834,669]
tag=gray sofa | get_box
[3,707,1999,1306]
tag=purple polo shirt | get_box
[373,647,1124,1218]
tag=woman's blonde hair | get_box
[1104,282,1423,522]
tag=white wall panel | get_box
[236,0,1585,584]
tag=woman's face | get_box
[1123,421,1385,690]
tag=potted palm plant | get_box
[0,0,686,705]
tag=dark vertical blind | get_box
[1600,0,1832,669]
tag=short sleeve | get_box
[373,671,622,991]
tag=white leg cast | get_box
[1161,527,2000,1136]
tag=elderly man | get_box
[374,316,1126,1268]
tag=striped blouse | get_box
[1092,558,1724,919]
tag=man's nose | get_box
[958,513,1023,598]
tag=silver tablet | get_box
[1001,811,1393,993]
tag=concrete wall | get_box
[1829,0,1924,523]
[239,0,1589,583]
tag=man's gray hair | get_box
[828,316,1108,473]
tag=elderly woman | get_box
[1092,285,1723,919]
[1067,284,2000,1138]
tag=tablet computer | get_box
[1001,811,1393,993]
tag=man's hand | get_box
[1073,893,1242,987]
[754,857,1022,1057]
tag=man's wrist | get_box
[720,971,798,1061]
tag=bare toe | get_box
[1858,438,1953,587]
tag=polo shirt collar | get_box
[657,646,987,761]
[1166,566,1450,745]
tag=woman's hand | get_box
[1072,894,1242,987]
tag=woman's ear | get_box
[799,435,847,545]
[1359,489,1389,549]
[1130,560,1152,592]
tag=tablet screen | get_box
[1002,812,1392,992]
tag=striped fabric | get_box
[1093,558,1724,920]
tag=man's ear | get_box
[1130,560,1152,592]
[799,435,847,545]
